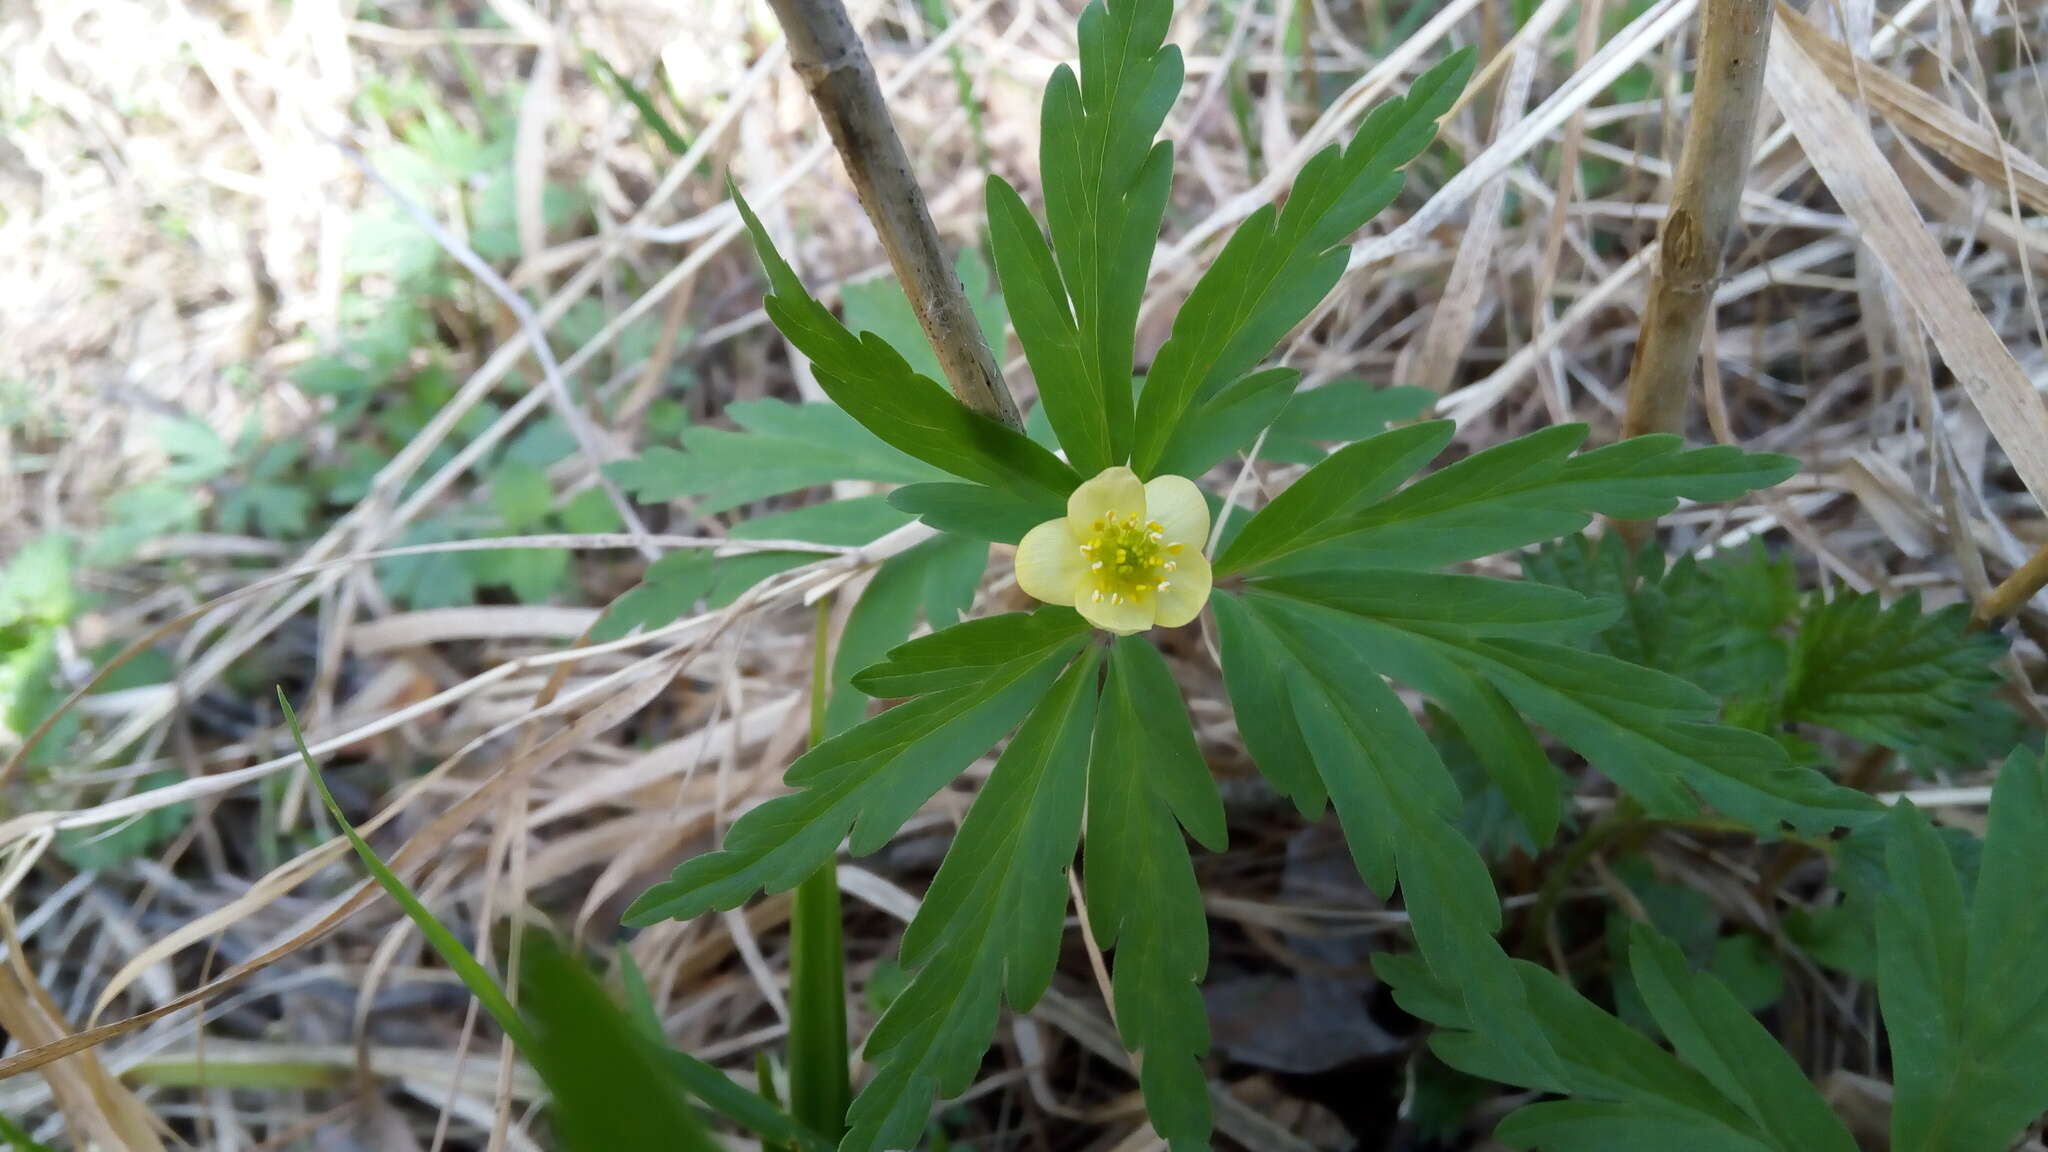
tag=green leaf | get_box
[0,534,76,627]
[987,174,1105,473]
[1784,591,2016,770]
[561,486,625,534]
[219,481,312,539]
[826,535,989,735]
[377,521,478,610]
[849,649,1099,1152]
[887,481,1060,544]
[625,610,1089,923]
[152,416,232,484]
[472,542,571,604]
[1214,420,1453,574]
[55,773,193,871]
[1242,586,1876,841]
[1271,428,1798,574]
[1039,0,1182,467]
[1151,366,1301,479]
[588,53,690,156]
[1210,593,1324,816]
[281,692,532,1049]
[1262,380,1434,463]
[1234,591,1561,1076]
[519,934,726,1152]
[1085,635,1220,1151]
[491,460,556,529]
[852,608,1086,699]
[1441,637,1878,835]
[1253,569,1621,640]
[608,399,944,515]
[1880,752,2048,1152]
[1386,940,1852,1152]
[594,497,911,642]
[1131,50,1471,475]
[1628,928,1855,1151]
[730,187,1078,501]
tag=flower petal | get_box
[1015,518,1085,606]
[1067,466,1147,528]
[1076,584,1157,634]
[1143,473,1210,548]
[1152,549,1212,628]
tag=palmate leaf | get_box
[608,399,945,514]
[1382,925,1859,1152]
[1879,751,2048,1152]
[1130,49,1473,476]
[1239,586,1878,841]
[887,480,1062,544]
[592,496,916,643]
[727,188,1079,503]
[824,533,989,735]
[1229,424,1798,575]
[1085,636,1225,1151]
[1234,589,1565,1074]
[849,648,1100,1151]
[1030,0,1181,471]
[623,610,1089,924]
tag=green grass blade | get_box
[276,689,535,1051]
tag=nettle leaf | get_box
[1085,636,1222,1151]
[608,399,944,515]
[624,609,1089,923]
[1242,426,1798,576]
[1523,534,1797,700]
[1525,537,2020,771]
[1383,928,1858,1152]
[730,188,1078,502]
[1784,591,2016,770]
[1035,0,1181,470]
[1131,49,1473,476]
[1879,751,2048,1152]
[849,648,1099,1152]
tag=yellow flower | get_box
[1015,465,1213,634]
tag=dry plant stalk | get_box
[765,0,1023,428]
[1621,0,1773,439]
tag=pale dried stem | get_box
[764,0,1022,428]
[1621,0,1774,441]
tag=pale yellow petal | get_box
[1076,583,1158,634]
[1067,466,1147,528]
[1014,518,1085,606]
[1151,550,1212,628]
[1142,474,1210,549]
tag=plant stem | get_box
[1620,0,1773,441]
[788,595,851,1141]
[763,0,1022,429]
[1973,540,2048,626]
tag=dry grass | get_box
[2,0,2046,1147]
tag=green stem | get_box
[788,595,851,1142]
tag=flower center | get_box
[1077,510,1185,607]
